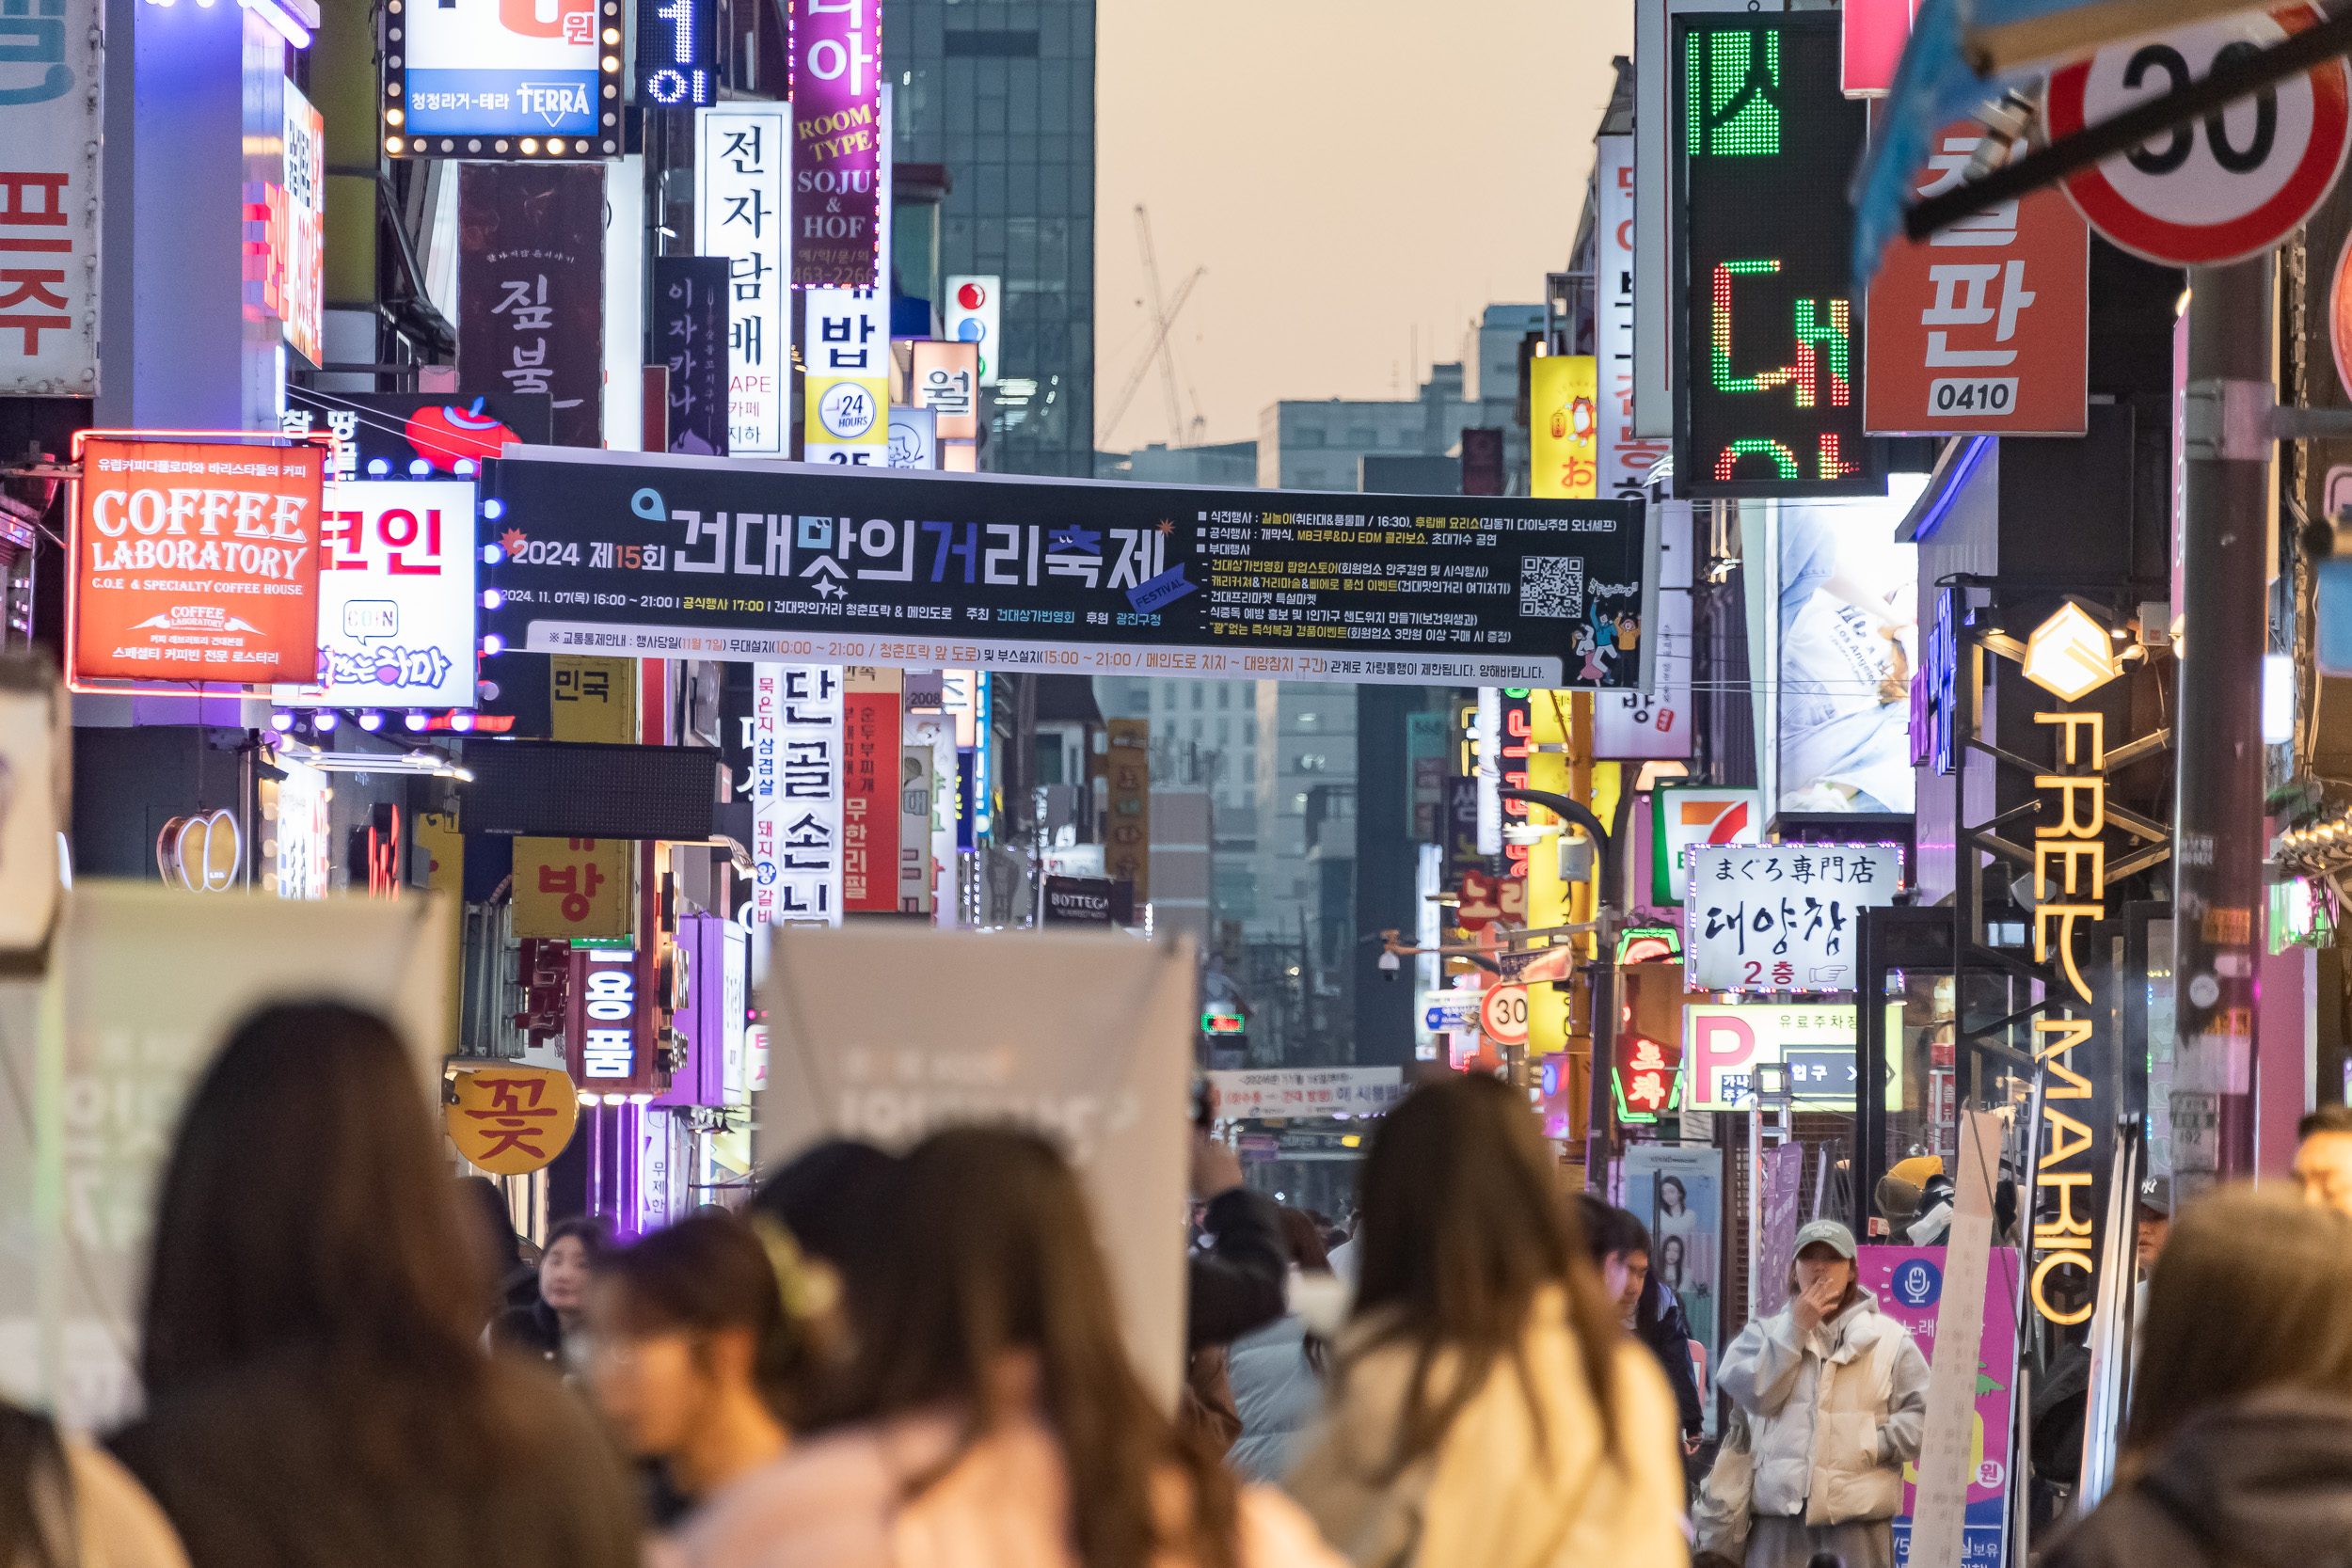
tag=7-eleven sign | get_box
[1652,786,1762,905]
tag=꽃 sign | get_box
[72,437,326,686]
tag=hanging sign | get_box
[1531,356,1598,499]
[1866,124,2090,436]
[446,1064,580,1175]
[653,256,731,457]
[2046,5,2350,267]
[71,436,327,688]
[696,105,789,455]
[1651,784,1763,904]
[0,0,103,396]
[479,448,1657,689]
[787,0,881,286]
[1685,843,1903,991]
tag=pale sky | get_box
[1094,1,1636,454]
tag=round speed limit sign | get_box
[1479,983,1530,1047]
[2045,4,2350,265]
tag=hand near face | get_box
[1790,1270,1845,1333]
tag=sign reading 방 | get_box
[478,448,1657,688]
[72,437,326,686]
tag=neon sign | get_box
[2029,708,2107,1327]
[637,0,716,105]
[1678,15,1882,499]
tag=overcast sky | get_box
[1093,2,1635,454]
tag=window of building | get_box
[1190,684,1204,710]
[1217,684,1231,710]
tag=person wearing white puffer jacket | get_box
[1715,1220,1927,1568]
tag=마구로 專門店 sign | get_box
[477,448,1658,688]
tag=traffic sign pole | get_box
[2174,255,2272,1192]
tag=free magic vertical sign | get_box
[1677,14,1883,498]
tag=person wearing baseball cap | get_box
[1712,1218,1928,1568]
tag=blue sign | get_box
[1890,1256,1942,1310]
[405,70,597,137]
[635,0,716,106]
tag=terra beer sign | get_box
[73,436,326,686]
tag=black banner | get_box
[283,388,552,478]
[477,448,1656,689]
[458,165,606,449]
[652,257,731,458]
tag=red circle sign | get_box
[2046,5,2349,266]
[1479,983,1530,1047]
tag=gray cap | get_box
[1793,1218,1858,1259]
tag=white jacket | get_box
[1716,1285,1927,1525]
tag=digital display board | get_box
[1677,16,1883,499]
[383,0,626,160]
[477,447,1660,689]
[636,0,717,106]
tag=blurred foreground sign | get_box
[479,447,1658,689]
[756,925,1195,1406]
[1204,1067,1403,1119]
[0,885,452,1428]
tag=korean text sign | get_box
[842,680,898,913]
[752,663,842,927]
[1865,123,2089,436]
[457,164,604,449]
[278,478,478,708]
[1685,842,1901,990]
[1203,1067,1402,1119]
[788,0,880,285]
[73,439,325,685]
[399,0,600,142]
[653,255,731,457]
[479,448,1659,690]
[696,106,788,455]
[1678,16,1882,498]
[0,0,101,396]
[1683,1001,1907,1112]
[445,1064,579,1174]
[512,835,632,939]
[1531,356,1598,499]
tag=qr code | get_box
[1519,556,1583,619]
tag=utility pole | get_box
[2172,256,2272,1193]
[1499,784,1624,1188]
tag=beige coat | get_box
[1282,1287,1690,1568]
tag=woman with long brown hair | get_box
[673,1126,1344,1568]
[2041,1187,2352,1568]
[107,1002,640,1568]
[1284,1075,1687,1567]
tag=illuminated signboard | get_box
[383,0,625,160]
[1683,1002,1905,1111]
[276,479,480,711]
[636,0,717,106]
[1677,15,1883,498]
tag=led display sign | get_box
[1677,15,1883,499]
[637,0,716,106]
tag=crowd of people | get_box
[12,1002,2352,1568]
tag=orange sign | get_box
[72,436,326,685]
[1864,123,2090,437]
[444,1065,579,1175]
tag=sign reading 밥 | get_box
[478,447,1657,688]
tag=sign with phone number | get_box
[477,447,1657,688]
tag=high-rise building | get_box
[890,2,1095,478]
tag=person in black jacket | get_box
[2042,1186,2352,1568]
[1578,1195,1704,1454]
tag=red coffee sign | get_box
[1865,123,2090,436]
[72,436,326,685]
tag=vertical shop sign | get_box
[1531,356,1598,499]
[842,668,898,913]
[1596,500,1693,759]
[804,289,890,462]
[1104,716,1151,901]
[696,105,788,454]
[458,164,606,448]
[772,664,842,925]
[574,946,641,1082]
[1865,123,2089,436]
[911,340,978,440]
[512,836,633,939]
[651,256,731,456]
[750,663,781,923]
[2031,707,2109,1327]
[246,83,325,370]
[787,0,880,286]
[0,0,101,396]
[1595,134,1668,504]
[899,742,934,913]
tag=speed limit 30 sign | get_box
[2045,5,2351,266]
[1480,983,1531,1048]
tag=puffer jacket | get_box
[1229,1316,1324,1483]
[1716,1284,1927,1525]
[2040,1389,2352,1568]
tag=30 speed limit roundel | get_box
[1480,983,1530,1047]
[2045,5,2350,266]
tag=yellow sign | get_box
[512,835,634,940]
[445,1064,579,1176]
[550,656,638,743]
[1531,356,1599,499]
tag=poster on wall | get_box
[275,478,479,710]
[0,0,103,397]
[1623,1143,1724,1434]
[1861,1245,2019,1568]
[1776,502,1917,814]
[457,164,606,449]
[71,437,326,687]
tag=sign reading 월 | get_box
[72,437,326,685]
